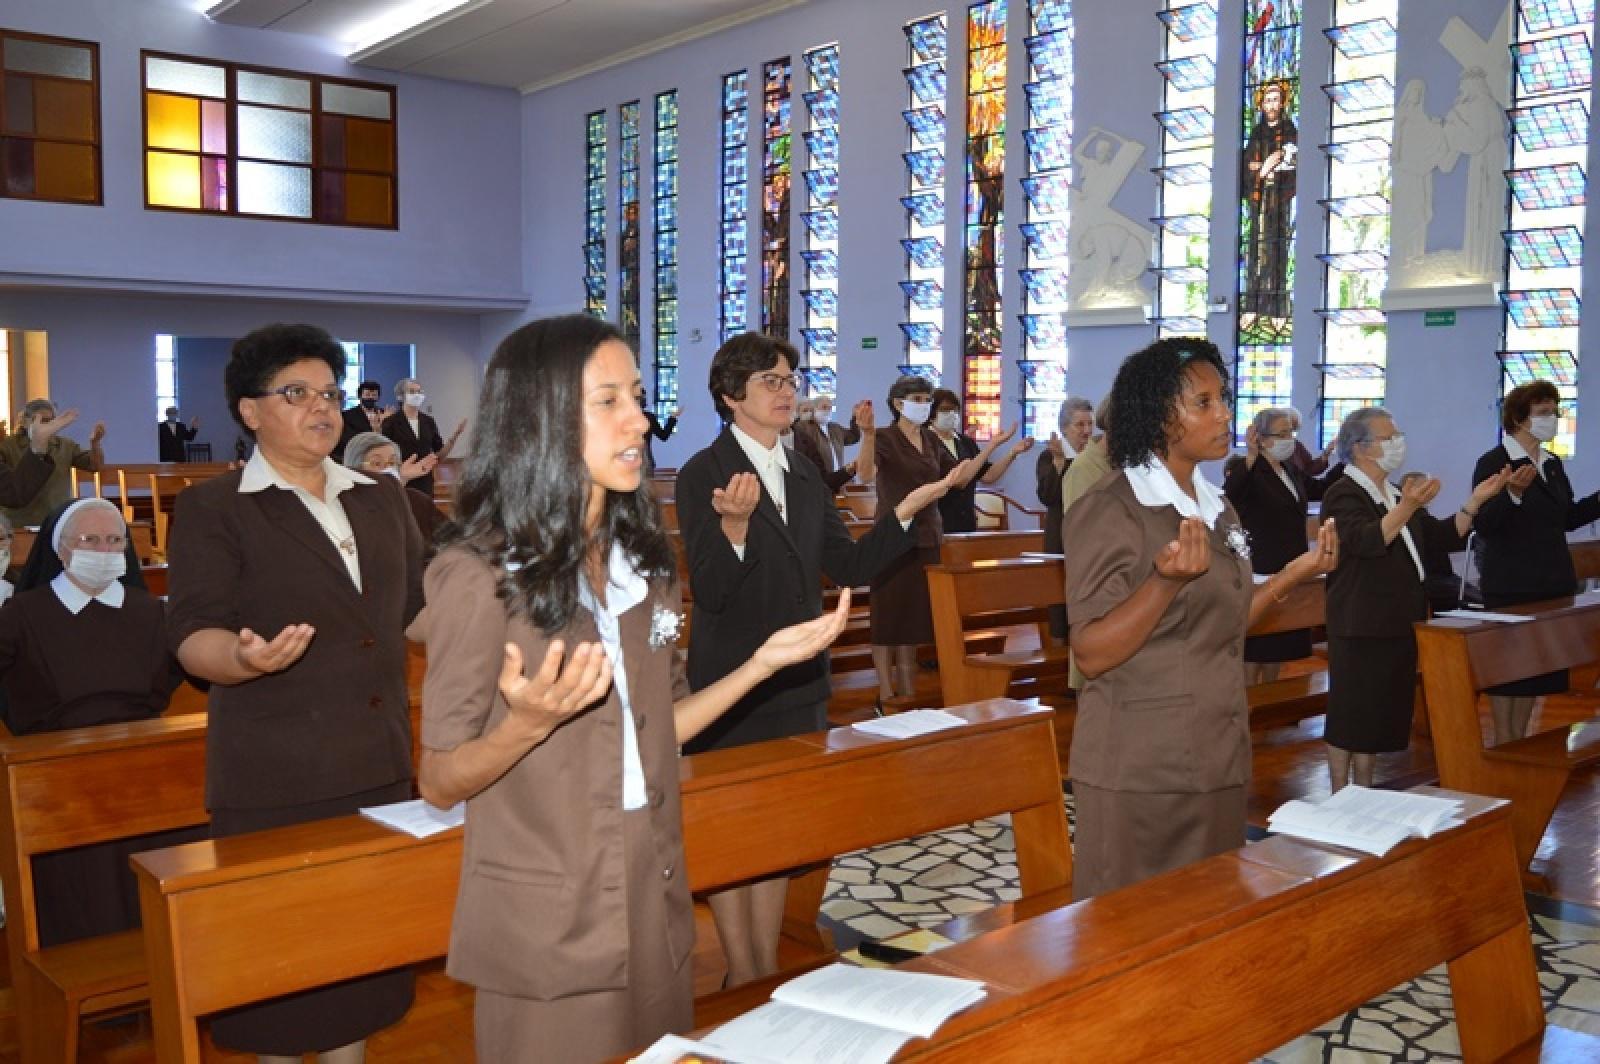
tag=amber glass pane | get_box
[343,117,393,172]
[33,78,93,141]
[3,74,32,134]
[33,140,94,200]
[146,92,199,152]
[147,149,200,208]
[2,137,33,195]
[344,172,392,225]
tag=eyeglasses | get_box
[1372,432,1406,444]
[258,384,346,407]
[71,533,126,549]
[750,372,803,394]
[1261,431,1295,440]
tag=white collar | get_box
[1125,458,1227,528]
[1344,464,1397,507]
[576,541,649,619]
[51,571,124,614]
[730,423,790,475]
[238,448,373,497]
[1503,435,1552,473]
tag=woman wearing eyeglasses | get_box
[1470,380,1593,744]
[1223,406,1316,684]
[167,324,425,1063]
[1321,407,1515,791]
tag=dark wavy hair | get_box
[225,324,347,436]
[708,332,797,422]
[1501,379,1560,432]
[1107,337,1231,468]
[443,315,673,634]
[887,374,934,423]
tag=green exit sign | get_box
[1424,310,1456,327]
[861,337,879,349]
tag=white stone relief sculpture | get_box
[1387,4,1512,296]
[1067,127,1154,311]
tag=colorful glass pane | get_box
[1317,249,1387,271]
[804,127,839,168]
[1317,307,1385,326]
[761,58,793,339]
[1025,29,1071,78]
[907,17,949,64]
[904,148,946,186]
[901,322,943,350]
[720,72,749,340]
[1508,163,1587,210]
[1157,106,1214,141]
[1317,362,1385,380]
[802,289,838,318]
[1158,2,1218,43]
[1023,127,1070,173]
[903,237,944,267]
[1498,349,1578,386]
[1155,161,1213,185]
[1024,80,1071,130]
[1513,32,1593,96]
[653,89,679,411]
[901,192,945,227]
[1506,225,1584,269]
[900,279,944,309]
[802,208,839,241]
[1157,55,1217,91]
[1324,76,1395,115]
[1021,220,1069,258]
[1322,135,1389,164]
[1503,288,1582,328]
[1511,100,1590,151]
[1521,0,1595,33]
[904,105,947,146]
[1324,18,1396,59]
[904,62,947,105]
[1021,172,1071,214]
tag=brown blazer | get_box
[1064,472,1254,794]
[166,469,424,809]
[415,548,694,1000]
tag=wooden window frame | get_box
[0,28,103,207]
[140,49,399,230]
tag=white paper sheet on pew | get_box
[1434,609,1534,624]
[699,964,986,1064]
[852,709,970,739]
[359,799,465,838]
[1268,786,1463,857]
[627,1034,737,1063]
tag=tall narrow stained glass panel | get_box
[1019,0,1071,441]
[1234,0,1301,437]
[1152,1,1219,337]
[761,58,793,339]
[617,100,641,351]
[652,91,679,412]
[584,110,607,317]
[901,14,948,380]
[963,0,1007,441]
[1499,0,1593,456]
[720,71,750,343]
[801,44,841,383]
[1316,1,1397,446]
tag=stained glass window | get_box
[652,91,679,413]
[1500,1,1593,455]
[1152,1,1219,338]
[720,71,750,343]
[617,101,641,351]
[962,0,1007,441]
[801,44,840,380]
[141,51,395,226]
[1315,1,1396,446]
[902,15,948,379]
[760,58,793,339]
[1017,0,1071,440]
[1234,0,1301,437]
[155,334,177,422]
[584,110,607,317]
[1,30,100,204]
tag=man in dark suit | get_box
[643,392,678,473]
[813,394,862,472]
[158,407,199,462]
[380,377,465,499]
[337,380,389,461]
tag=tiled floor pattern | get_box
[820,799,1600,1062]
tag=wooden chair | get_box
[974,489,1044,530]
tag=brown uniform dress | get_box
[416,548,694,1063]
[1064,472,1253,899]
[871,423,957,645]
[166,468,423,1056]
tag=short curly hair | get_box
[1501,380,1560,432]
[1106,337,1231,468]
[225,324,347,436]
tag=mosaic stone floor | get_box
[819,800,1600,1062]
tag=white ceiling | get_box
[205,0,809,93]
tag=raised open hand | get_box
[712,472,762,522]
[1399,475,1442,510]
[234,623,315,677]
[1469,465,1515,509]
[754,588,853,673]
[1288,517,1339,581]
[895,459,979,520]
[852,399,875,432]
[497,639,614,742]
[1506,463,1539,495]
[1154,517,1211,584]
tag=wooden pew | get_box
[1415,595,1600,883]
[1570,538,1600,583]
[937,529,1044,567]
[132,699,1070,1062]
[972,489,1044,531]
[680,789,1579,1062]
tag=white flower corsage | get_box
[649,606,683,649]
[1224,523,1252,560]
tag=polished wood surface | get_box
[927,558,1070,706]
[938,529,1045,567]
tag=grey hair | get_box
[1058,396,1094,433]
[1334,406,1393,466]
[393,377,421,401]
[1250,405,1297,438]
[21,398,54,421]
[344,431,399,469]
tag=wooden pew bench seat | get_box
[1483,721,1600,769]
[1247,670,1329,731]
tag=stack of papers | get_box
[852,709,969,739]
[359,799,465,838]
[1268,786,1464,856]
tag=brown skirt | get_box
[1071,783,1247,900]
[208,780,416,1055]
[869,545,939,645]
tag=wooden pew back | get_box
[937,530,1045,567]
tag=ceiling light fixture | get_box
[196,0,244,16]
[345,0,492,59]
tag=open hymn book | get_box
[1267,786,1465,857]
[630,963,986,1064]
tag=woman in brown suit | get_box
[413,315,849,1062]
[1065,339,1336,899]
[168,324,424,1063]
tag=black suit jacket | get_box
[158,421,198,462]
[337,406,383,460]
[1222,454,1309,574]
[381,410,444,497]
[166,470,424,808]
[1472,444,1600,603]
[677,429,914,749]
[1323,474,1467,639]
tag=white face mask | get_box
[900,399,932,424]
[403,392,426,409]
[797,410,814,422]
[934,410,961,432]
[1265,438,1296,462]
[0,548,10,572]
[1528,415,1559,443]
[815,406,833,422]
[1374,436,1407,474]
[67,549,126,591]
